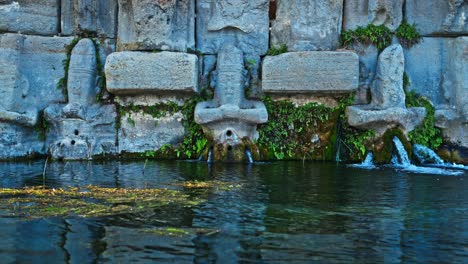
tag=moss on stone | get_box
[372,128,412,164]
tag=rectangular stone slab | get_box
[0,0,59,35]
[105,51,199,95]
[61,0,118,38]
[262,52,359,93]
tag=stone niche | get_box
[406,0,467,35]
[0,34,72,159]
[347,44,426,135]
[343,0,403,31]
[61,0,118,38]
[0,0,59,35]
[117,0,195,52]
[271,0,343,51]
[262,51,359,94]
[196,0,270,56]
[105,51,199,154]
[44,39,117,160]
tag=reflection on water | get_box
[0,161,467,263]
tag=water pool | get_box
[0,161,466,263]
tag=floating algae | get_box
[0,185,205,218]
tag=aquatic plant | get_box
[0,185,204,218]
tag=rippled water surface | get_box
[0,161,467,263]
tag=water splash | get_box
[207,148,214,164]
[246,149,254,164]
[413,144,467,171]
[391,137,411,167]
[413,144,444,164]
[350,152,376,169]
[391,137,463,176]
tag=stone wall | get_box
[0,0,466,160]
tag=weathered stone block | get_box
[0,123,45,159]
[434,37,468,147]
[271,0,343,51]
[0,0,58,35]
[343,0,403,31]
[45,105,117,160]
[371,44,405,109]
[117,0,195,51]
[347,106,426,134]
[119,111,185,153]
[262,52,359,93]
[43,38,117,160]
[404,38,451,109]
[406,0,467,35]
[347,44,426,135]
[61,0,118,38]
[196,0,270,55]
[105,51,199,95]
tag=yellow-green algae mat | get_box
[0,181,242,218]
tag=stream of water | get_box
[0,160,467,263]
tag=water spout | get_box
[207,148,214,164]
[391,137,463,175]
[350,152,376,169]
[414,144,467,171]
[391,137,411,167]
[246,149,254,164]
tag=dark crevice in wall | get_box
[113,0,119,41]
[58,0,62,34]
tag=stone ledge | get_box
[262,51,359,94]
[105,51,199,95]
[347,105,426,135]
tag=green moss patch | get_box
[405,91,443,150]
[372,128,412,164]
[341,24,393,51]
[266,44,288,56]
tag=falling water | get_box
[391,137,411,167]
[391,137,463,175]
[350,152,376,169]
[246,149,254,164]
[207,148,214,163]
[414,144,467,170]
[413,144,444,164]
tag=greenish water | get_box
[0,161,467,263]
